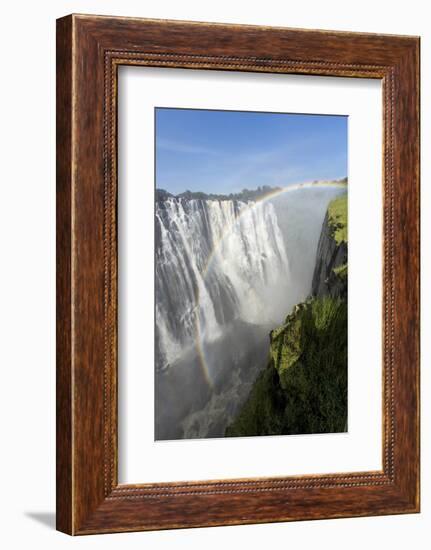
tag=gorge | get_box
[155,182,347,440]
[226,193,348,437]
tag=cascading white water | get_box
[155,197,290,370]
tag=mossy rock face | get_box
[328,194,348,245]
[270,315,303,387]
[226,296,347,437]
[333,263,347,279]
[312,194,348,299]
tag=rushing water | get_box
[155,198,290,371]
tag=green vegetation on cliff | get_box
[328,194,348,245]
[226,296,347,437]
[333,263,348,279]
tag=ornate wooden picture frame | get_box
[56,14,420,535]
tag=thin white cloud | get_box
[158,132,345,194]
[157,138,218,155]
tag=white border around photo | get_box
[117,66,382,484]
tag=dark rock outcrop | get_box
[311,210,347,299]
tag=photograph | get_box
[154,107,348,440]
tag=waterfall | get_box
[155,197,290,371]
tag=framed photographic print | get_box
[56,14,420,535]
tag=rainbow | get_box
[191,180,347,388]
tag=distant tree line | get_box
[156,177,347,202]
[156,185,281,202]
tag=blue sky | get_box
[155,108,347,195]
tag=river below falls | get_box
[155,320,273,440]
